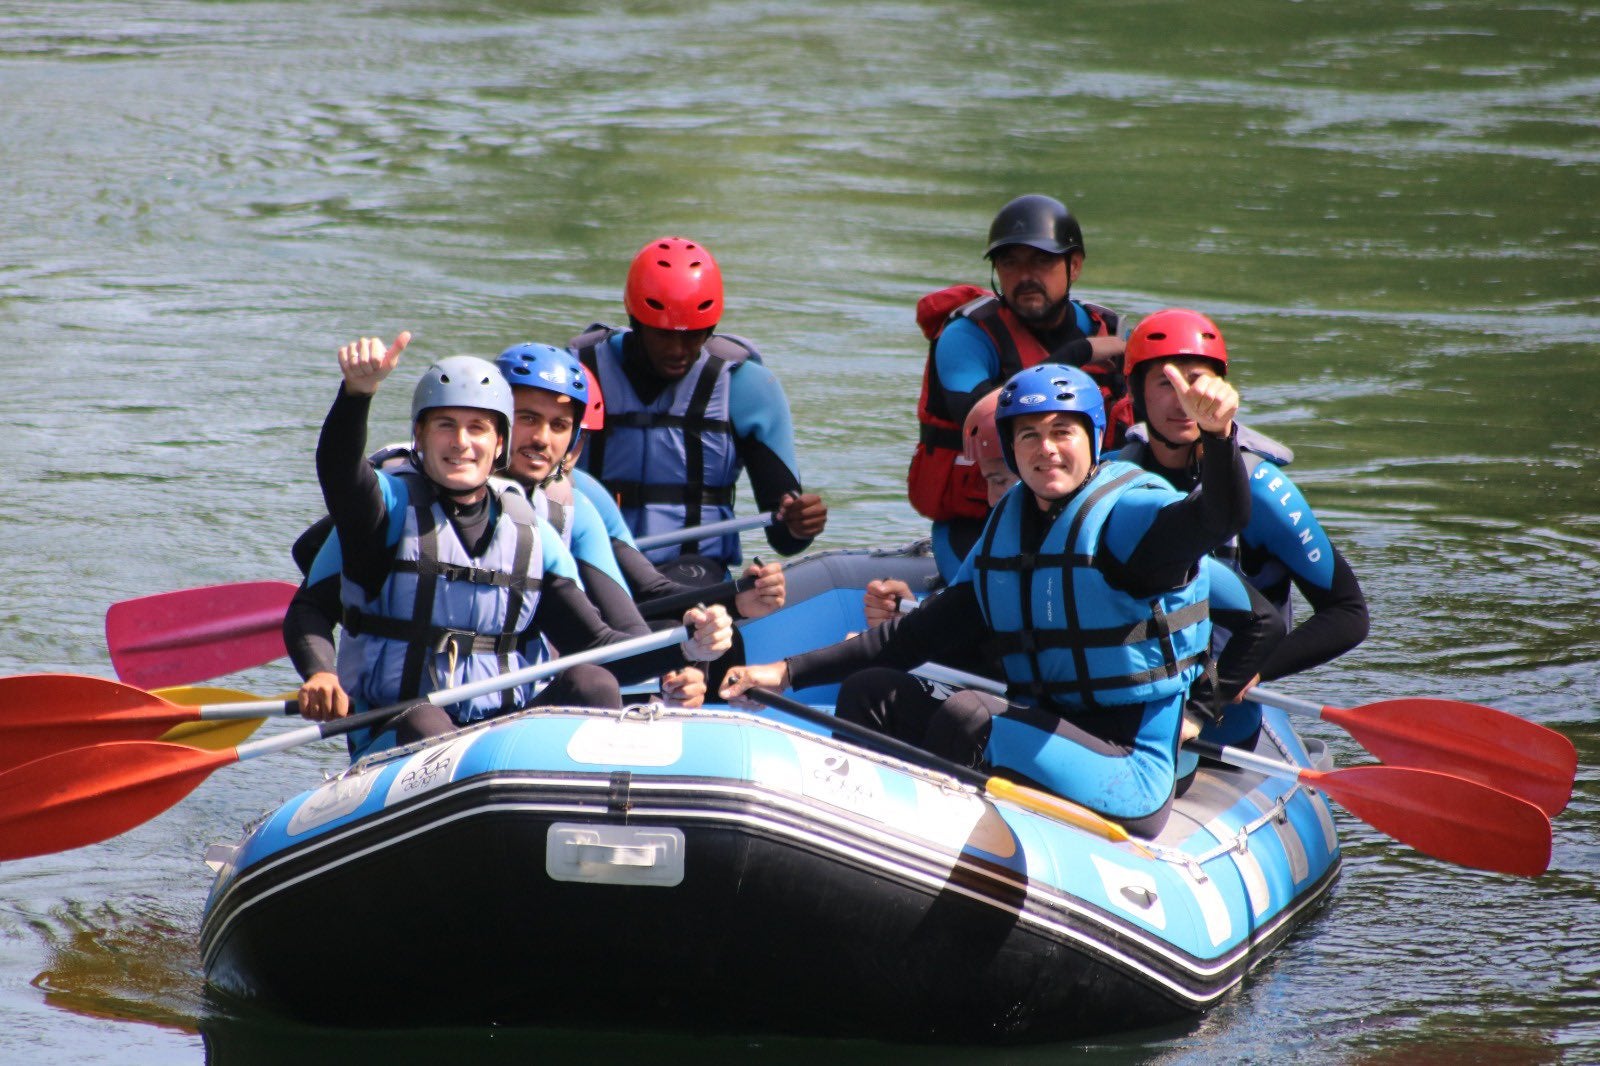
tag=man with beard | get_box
[906,195,1130,569]
[568,236,828,585]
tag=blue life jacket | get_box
[970,462,1212,711]
[335,472,544,724]
[569,324,759,565]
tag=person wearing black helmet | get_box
[907,194,1131,575]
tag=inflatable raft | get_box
[199,545,1341,1041]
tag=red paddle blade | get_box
[0,741,234,862]
[1309,764,1551,878]
[0,674,197,773]
[106,580,296,689]
[1326,697,1576,816]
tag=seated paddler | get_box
[721,362,1256,836]
[285,332,731,757]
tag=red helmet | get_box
[961,389,1004,465]
[623,236,724,331]
[1123,308,1228,383]
[581,371,605,431]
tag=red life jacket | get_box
[906,284,1128,522]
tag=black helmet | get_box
[983,194,1085,260]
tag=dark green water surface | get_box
[2,2,1596,1062]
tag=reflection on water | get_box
[2,0,1597,1062]
[30,899,203,1034]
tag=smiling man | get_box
[289,333,732,757]
[568,236,827,583]
[724,363,1259,837]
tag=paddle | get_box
[633,511,777,552]
[1248,686,1575,817]
[0,626,690,863]
[0,674,300,774]
[910,663,1574,817]
[0,621,702,771]
[742,687,1135,845]
[105,580,298,690]
[1190,741,1551,877]
[903,663,1552,876]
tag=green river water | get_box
[1,2,1596,1062]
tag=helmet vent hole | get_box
[438,373,451,383]
[646,298,666,310]
[689,259,702,268]
[697,300,714,311]
[1147,331,1167,342]
[655,259,671,268]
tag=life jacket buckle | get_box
[432,628,478,662]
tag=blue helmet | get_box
[494,342,592,457]
[993,363,1107,474]
[411,355,515,472]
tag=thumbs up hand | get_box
[338,331,411,396]
[1164,363,1237,437]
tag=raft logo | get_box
[385,734,477,805]
[538,367,569,386]
[796,741,886,818]
[1017,393,1046,406]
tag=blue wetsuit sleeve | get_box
[566,495,652,636]
[568,494,629,592]
[933,318,1003,415]
[1240,463,1369,680]
[305,528,344,587]
[540,518,582,584]
[1202,558,1285,707]
[729,362,813,556]
[572,468,636,547]
[931,522,963,584]
[1242,463,1335,590]
[931,319,1004,428]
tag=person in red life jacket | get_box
[1116,309,1369,750]
[906,194,1131,568]
[568,236,827,585]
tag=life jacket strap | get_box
[342,607,524,658]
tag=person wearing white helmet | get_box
[286,332,731,757]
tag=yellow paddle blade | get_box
[151,686,291,749]
[157,717,265,749]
